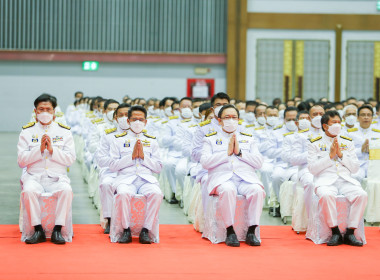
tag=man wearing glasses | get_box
[108,106,163,244]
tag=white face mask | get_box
[214,106,223,118]
[130,120,145,134]
[106,110,115,122]
[147,106,155,115]
[298,119,311,130]
[201,115,206,121]
[267,116,278,127]
[244,112,256,123]
[193,107,200,118]
[164,106,173,117]
[181,107,193,119]
[285,120,297,131]
[222,119,238,133]
[257,116,266,126]
[345,115,357,126]
[117,117,129,130]
[311,115,322,128]
[279,110,285,119]
[239,110,246,119]
[37,112,53,124]
[327,123,341,136]
[174,110,180,117]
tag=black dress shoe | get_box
[25,230,46,244]
[169,197,178,204]
[139,228,152,244]
[51,230,66,244]
[268,207,274,215]
[118,228,132,244]
[273,207,281,217]
[327,233,343,246]
[245,232,261,246]
[344,233,363,247]
[225,233,240,247]
[104,222,110,234]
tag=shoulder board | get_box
[199,119,211,127]
[372,120,378,124]
[309,136,322,143]
[181,119,191,123]
[114,132,127,138]
[238,119,243,125]
[245,124,255,128]
[347,127,358,133]
[154,118,162,123]
[298,128,309,133]
[240,132,252,137]
[340,135,352,141]
[205,131,217,137]
[55,112,64,117]
[22,122,36,130]
[161,120,168,124]
[88,115,96,119]
[105,127,117,135]
[283,131,295,137]
[58,123,71,130]
[144,133,156,139]
[372,128,380,133]
[142,129,147,133]
[169,116,179,120]
[91,118,103,124]
[274,124,283,130]
[189,124,198,128]
[254,126,265,130]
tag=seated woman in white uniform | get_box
[200,105,265,247]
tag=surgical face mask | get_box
[130,120,145,134]
[245,112,256,123]
[213,106,223,118]
[267,116,278,127]
[257,116,266,126]
[37,112,53,124]
[327,123,341,136]
[106,110,115,122]
[345,115,357,126]
[201,115,206,121]
[164,106,173,116]
[147,106,155,115]
[174,110,180,117]
[285,120,297,131]
[311,115,322,128]
[239,110,246,119]
[181,107,193,119]
[279,110,285,120]
[298,119,311,130]
[117,117,129,130]
[222,119,238,133]
[193,107,200,118]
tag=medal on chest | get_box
[32,134,39,143]
[124,140,131,147]
[319,144,327,151]
[216,138,223,145]
[52,136,63,143]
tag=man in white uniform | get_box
[18,94,76,244]
[201,105,265,247]
[307,110,367,246]
[109,106,163,244]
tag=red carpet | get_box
[0,225,380,280]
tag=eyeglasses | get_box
[221,116,239,120]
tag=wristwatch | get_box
[236,149,242,157]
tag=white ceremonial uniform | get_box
[345,126,380,182]
[200,131,265,228]
[109,130,163,231]
[17,121,76,227]
[307,134,367,229]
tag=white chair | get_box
[306,194,366,244]
[291,183,308,232]
[110,194,159,243]
[182,176,194,215]
[21,193,73,242]
[202,195,260,244]
[187,182,201,224]
[279,180,294,224]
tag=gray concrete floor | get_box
[0,132,302,226]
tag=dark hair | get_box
[321,110,341,132]
[180,97,193,105]
[284,106,298,119]
[218,104,239,119]
[266,105,278,110]
[34,93,57,109]
[323,103,336,111]
[211,92,230,106]
[346,97,357,102]
[74,91,83,97]
[199,102,212,113]
[254,103,268,115]
[246,100,259,107]
[297,101,310,112]
[104,99,120,110]
[358,105,373,116]
[272,98,282,107]
[171,101,179,110]
[309,103,324,113]
[297,110,309,120]
[115,103,131,117]
[376,103,380,112]
[128,105,147,119]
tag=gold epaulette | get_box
[142,129,147,133]
[115,132,127,138]
[340,135,352,141]
[144,133,156,139]
[154,118,162,123]
[298,128,309,133]
[22,122,36,130]
[88,115,96,119]
[181,119,191,123]
[189,124,198,128]
[309,136,322,143]
[199,119,211,127]
[240,132,252,137]
[91,118,104,124]
[274,124,283,130]
[283,131,295,137]
[169,116,179,120]
[206,131,217,137]
[372,128,380,133]
[58,123,71,130]
[105,127,117,135]
[245,124,255,128]
[372,120,378,124]
[347,127,358,133]
[254,126,265,130]
[162,120,168,124]
[55,112,64,117]
[238,119,243,125]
